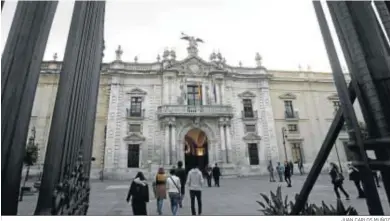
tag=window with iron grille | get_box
[291,143,303,163]
[129,124,141,133]
[130,97,142,117]
[187,85,202,105]
[248,143,259,165]
[245,124,256,133]
[127,144,140,168]
[243,99,254,118]
[287,124,298,132]
[284,100,294,117]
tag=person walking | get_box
[276,162,284,182]
[187,165,204,216]
[205,166,213,187]
[267,161,276,182]
[166,169,181,215]
[289,160,294,175]
[348,163,365,198]
[329,162,350,200]
[153,167,167,215]
[212,163,221,187]
[372,170,381,188]
[298,160,304,175]
[175,161,186,208]
[126,172,149,215]
[284,161,292,187]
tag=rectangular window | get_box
[130,97,142,117]
[127,144,140,168]
[291,143,303,163]
[284,100,294,117]
[187,85,202,105]
[333,101,341,112]
[245,124,256,133]
[287,124,298,132]
[248,143,259,165]
[243,99,254,118]
[129,124,141,133]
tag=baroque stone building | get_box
[29,39,361,179]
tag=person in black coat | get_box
[212,163,221,187]
[348,163,365,198]
[175,161,187,208]
[284,161,292,187]
[329,162,350,200]
[205,166,213,187]
[126,172,150,215]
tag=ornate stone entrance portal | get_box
[184,128,209,173]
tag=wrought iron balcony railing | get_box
[157,105,234,118]
[241,110,258,120]
[126,108,145,120]
[284,110,299,120]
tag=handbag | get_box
[335,172,344,183]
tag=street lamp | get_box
[282,127,288,162]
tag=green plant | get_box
[257,186,358,215]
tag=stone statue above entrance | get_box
[180,32,204,57]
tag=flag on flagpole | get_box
[198,82,202,104]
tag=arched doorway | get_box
[184,128,209,173]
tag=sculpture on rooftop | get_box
[53,53,58,61]
[115,45,123,61]
[180,32,204,48]
[255,52,262,67]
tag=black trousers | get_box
[206,176,212,187]
[190,190,202,215]
[353,180,365,197]
[333,182,349,199]
[132,201,147,215]
[285,175,292,186]
[213,176,220,187]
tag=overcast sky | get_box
[1,0,349,72]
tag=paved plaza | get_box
[18,174,390,216]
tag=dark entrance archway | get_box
[184,128,209,174]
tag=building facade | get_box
[29,41,361,179]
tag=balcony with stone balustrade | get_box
[157,105,234,118]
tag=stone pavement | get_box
[17,174,390,216]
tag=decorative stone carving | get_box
[53,53,58,61]
[192,117,201,127]
[278,92,297,100]
[163,48,169,61]
[115,45,123,61]
[123,133,146,144]
[157,54,161,62]
[327,93,339,101]
[205,85,212,104]
[180,32,204,56]
[243,133,261,142]
[170,50,176,61]
[238,90,256,98]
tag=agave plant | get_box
[257,186,358,215]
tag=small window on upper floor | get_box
[287,124,298,132]
[333,101,341,112]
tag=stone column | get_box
[225,124,232,163]
[171,124,176,164]
[219,123,226,163]
[163,76,169,104]
[164,124,170,165]
[201,83,206,105]
[220,81,225,104]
